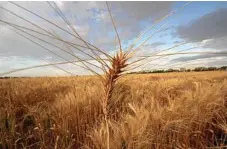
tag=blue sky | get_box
[0,1,227,76]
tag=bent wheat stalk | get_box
[102,51,128,149]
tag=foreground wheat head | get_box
[102,51,129,149]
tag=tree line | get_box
[129,66,227,74]
[0,66,226,78]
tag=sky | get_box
[0,1,227,76]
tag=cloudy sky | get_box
[0,1,227,76]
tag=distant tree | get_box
[180,68,186,72]
[152,70,165,73]
[219,66,227,71]
[186,69,191,72]
[207,67,217,71]
[194,67,208,72]
[166,69,179,72]
[167,68,174,72]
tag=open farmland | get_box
[1,1,227,149]
[0,71,227,149]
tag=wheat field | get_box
[0,71,226,149]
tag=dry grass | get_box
[0,71,227,149]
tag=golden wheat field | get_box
[0,71,227,149]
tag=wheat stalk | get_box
[102,51,128,149]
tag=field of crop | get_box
[0,71,227,149]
